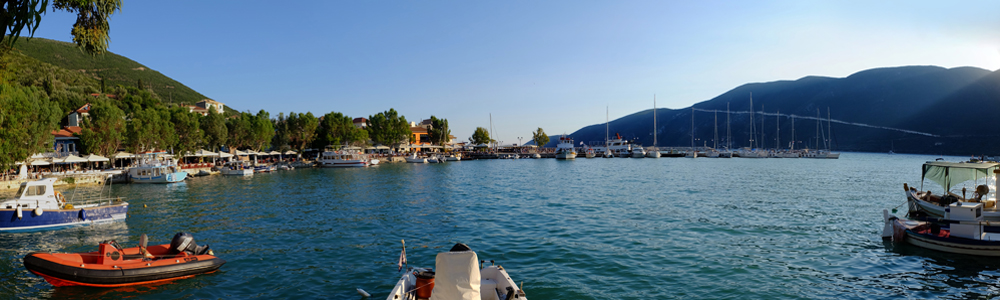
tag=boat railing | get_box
[68,197,126,208]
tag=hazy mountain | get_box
[555,66,1000,156]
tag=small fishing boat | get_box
[644,147,661,158]
[405,154,427,163]
[445,154,462,161]
[0,178,127,232]
[127,153,187,184]
[630,145,646,158]
[387,242,527,300]
[253,164,275,173]
[555,136,576,160]
[24,232,225,287]
[585,147,596,158]
[905,161,1000,221]
[883,203,1000,256]
[220,162,254,176]
[317,150,373,168]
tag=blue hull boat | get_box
[0,178,129,233]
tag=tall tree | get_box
[169,107,203,156]
[225,112,253,150]
[200,106,227,151]
[126,106,176,153]
[287,112,318,154]
[0,83,61,170]
[366,108,410,148]
[532,127,549,147]
[271,112,290,152]
[471,127,492,145]
[428,116,451,146]
[1,0,122,55]
[79,99,125,158]
[314,111,369,149]
[249,109,274,151]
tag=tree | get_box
[471,127,492,145]
[79,99,125,158]
[169,107,203,156]
[287,112,318,154]
[225,112,252,150]
[366,108,410,148]
[0,83,61,170]
[428,116,451,146]
[249,110,274,151]
[125,106,176,153]
[314,111,369,149]
[200,106,227,151]
[1,0,122,55]
[271,112,290,152]
[532,127,549,147]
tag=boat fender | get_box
[356,288,370,297]
[16,206,22,219]
[34,207,43,216]
[54,191,65,208]
[79,209,86,221]
[881,209,894,239]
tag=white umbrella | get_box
[30,159,51,166]
[235,150,250,156]
[195,149,219,157]
[283,150,297,155]
[55,155,88,164]
[83,154,109,162]
[269,151,282,155]
[112,151,134,159]
[218,152,234,158]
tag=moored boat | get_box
[905,161,1000,220]
[24,232,225,287]
[317,150,373,167]
[387,242,527,300]
[127,153,187,184]
[630,145,646,158]
[883,203,1000,256]
[405,154,428,163]
[555,135,576,160]
[0,178,127,232]
[220,162,254,176]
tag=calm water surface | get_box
[3,153,999,299]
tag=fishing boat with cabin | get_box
[127,153,187,184]
[0,178,127,232]
[905,161,1000,221]
[883,202,1000,256]
[554,135,577,160]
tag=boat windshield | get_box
[14,185,26,198]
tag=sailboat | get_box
[804,108,840,159]
[719,103,734,158]
[685,107,698,158]
[646,95,661,158]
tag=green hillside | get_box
[11,37,211,106]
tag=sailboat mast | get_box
[815,108,821,150]
[714,110,718,149]
[653,95,657,147]
[606,106,609,146]
[791,115,795,150]
[827,107,832,151]
[489,113,494,151]
[691,107,695,148]
[726,102,731,149]
[749,93,754,149]
[776,110,780,150]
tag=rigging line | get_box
[690,108,938,137]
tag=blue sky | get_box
[28,1,1000,145]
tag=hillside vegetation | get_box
[11,37,212,107]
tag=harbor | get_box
[1,152,995,298]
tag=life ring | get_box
[54,191,66,208]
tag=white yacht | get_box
[630,145,646,158]
[555,135,577,160]
[128,153,187,184]
[317,150,372,167]
[405,154,428,163]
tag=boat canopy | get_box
[922,161,999,191]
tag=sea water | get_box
[3,153,1000,299]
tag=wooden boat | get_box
[387,243,526,300]
[24,233,225,287]
[883,203,1000,256]
[905,161,1000,220]
[0,178,127,232]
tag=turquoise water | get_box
[3,153,1000,299]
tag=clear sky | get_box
[27,1,1000,145]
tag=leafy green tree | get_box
[0,83,61,170]
[532,127,549,147]
[226,112,252,150]
[471,127,492,145]
[200,106,227,151]
[428,116,451,145]
[79,99,125,157]
[366,108,410,148]
[169,107,203,156]
[271,112,290,152]
[314,111,369,149]
[250,109,274,151]
[1,0,122,55]
[287,112,319,154]
[126,106,176,153]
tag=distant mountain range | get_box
[553,66,1000,156]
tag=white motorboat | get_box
[445,154,462,161]
[387,243,527,300]
[317,150,372,167]
[630,146,646,158]
[532,153,541,159]
[554,135,577,160]
[405,154,427,163]
[585,147,596,158]
[221,162,254,176]
[884,204,1000,256]
[645,147,661,158]
[127,153,187,184]
[0,178,128,232]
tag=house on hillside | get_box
[185,99,226,116]
[353,117,367,129]
[67,103,91,127]
[51,126,82,157]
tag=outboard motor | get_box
[170,232,211,255]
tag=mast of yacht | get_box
[790,115,795,150]
[776,110,780,150]
[653,95,657,147]
[714,110,718,149]
[761,105,765,150]
[690,107,695,149]
[726,102,731,149]
[606,106,609,147]
[815,108,821,150]
[489,113,495,151]
[827,107,833,151]
[749,93,755,149]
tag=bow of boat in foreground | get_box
[387,243,526,300]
